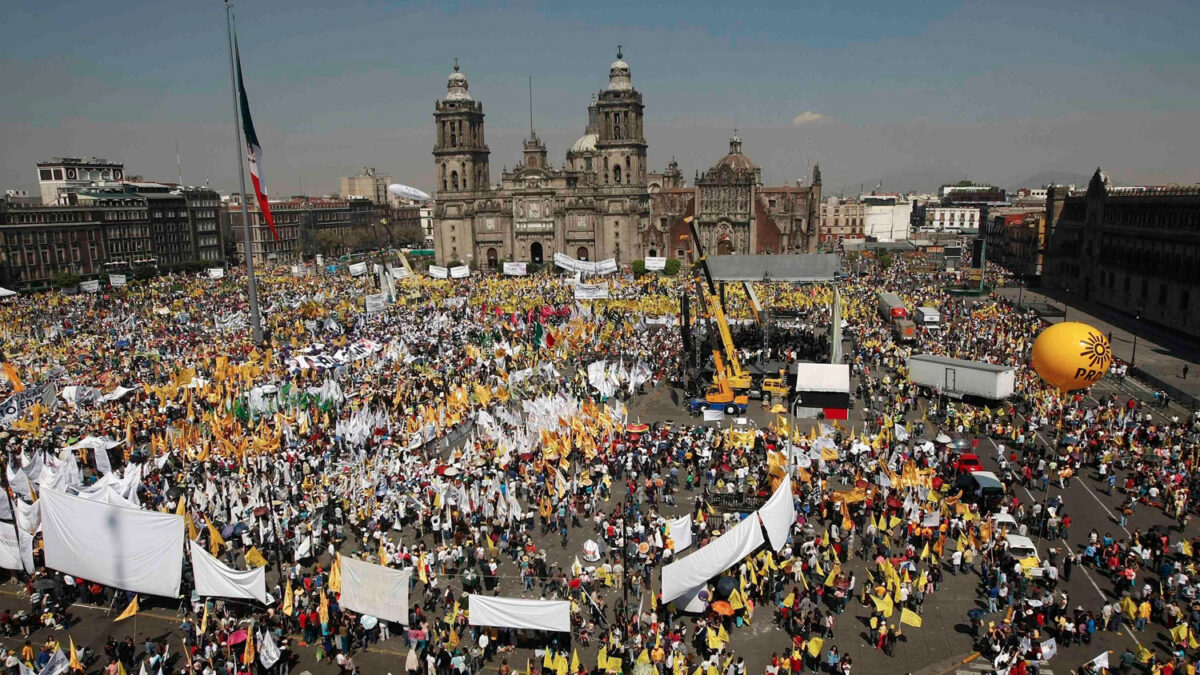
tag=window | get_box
[451,171,459,190]
[1182,291,1191,311]
[39,169,52,180]
[613,165,622,184]
[769,199,777,208]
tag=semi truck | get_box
[906,353,1015,401]
[878,292,907,320]
[894,319,917,342]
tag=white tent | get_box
[0,287,16,298]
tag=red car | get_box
[953,453,983,473]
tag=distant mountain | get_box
[831,167,986,196]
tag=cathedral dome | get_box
[607,47,632,91]
[570,133,598,154]
[713,134,757,171]
[445,60,471,101]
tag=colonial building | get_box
[226,196,377,265]
[819,197,865,245]
[432,52,650,268]
[1044,168,1200,338]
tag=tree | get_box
[631,259,646,275]
[51,271,80,289]
[878,252,894,270]
[663,258,683,276]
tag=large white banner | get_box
[596,258,618,275]
[757,475,795,552]
[80,280,100,294]
[207,268,225,279]
[702,408,725,422]
[503,262,528,276]
[40,489,184,597]
[388,265,411,280]
[0,525,34,573]
[348,262,368,277]
[109,274,126,287]
[644,256,667,271]
[450,265,470,279]
[339,556,412,625]
[429,265,449,279]
[574,283,609,300]
[188,540,269,604]
[553,252,577,272]
[661,512,765,604]
[364,293,387,315]
[468,595,570,632]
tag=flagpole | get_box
[225,1,265,345]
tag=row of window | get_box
[1099,269,1192,310]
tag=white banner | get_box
[40,488,185,597]
[596,258,618,275]
[0,384,53,427]
[339,556,412,625]
[109,274,126,287]
[468,595,571,633]
[1039,638,1057,661]
[364,293,387,315]
[80,280,100,293]
[429,265,449,279]
[388,265,411,279]
[207,268,225,279]
[553,252,577,272]
[644,256,667,271]
[661,512,765,604]
[450,265,470,279]
[0,525,34,573]
[574,283,609,300]
[348,262,368,277]
[189,540,269,604]
[702,408,725,422]
[757,475,796,552]
[503,262,528,276]
[667,514,693,553]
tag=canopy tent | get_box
[0,287,16,298]
[704,254,841,283]
[791,363,851,420]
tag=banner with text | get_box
[503,262,528,276]
[596,258,618,275]
[364,293,387,315]
[109,274,126,287]
[645,256,667,271]
[574,283,609,300]
[450,265,470,279]
[207,268,225,279]
[429,265,449,279]
[348,262,368,277]
[80,280,100,294]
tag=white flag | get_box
[258,629,282,668]
[703,408,725,422]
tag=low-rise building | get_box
[818,197,865,246]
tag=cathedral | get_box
[430,51,821,268]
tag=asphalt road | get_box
[1,369,1194,675]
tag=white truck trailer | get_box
[907,353,1015,401]
[914,306,941,327]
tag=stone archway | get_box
[576,246,590,261]
[648,248,657,257]
[716,236,734,255]
[486,247,498,269]
[530,242,544,264]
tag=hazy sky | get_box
[3,0,1198,197]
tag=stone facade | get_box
[432,52,650,268]
[1044,168,1200,338]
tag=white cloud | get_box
[792,111,827,126]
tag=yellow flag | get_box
[329,554,342,592]
[69,637,82,670]
[114,595,139,621]
[571,649,580,673]
[637,649,650,665]
[207,518,226,557]
[200,602,209,633]
[242,627,255,665]
[380,541,390,567]
[806,637,824,657]
[245,547,268,568]
[900,608,923,628]
[282,582,294,616]
[319,589,330,625]
[1171,624,1189,644]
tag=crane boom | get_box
[684,217,751,390]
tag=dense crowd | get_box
[0,251,1197,675]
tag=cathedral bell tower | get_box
[593,47,647,187]
[433,59,490,193]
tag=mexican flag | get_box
[533,323,555,349]
[234,35,279,242]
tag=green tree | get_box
[51,271,80,288]
[631,259,646,275]
[664,258,683,276]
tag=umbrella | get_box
[227,629,248,645]
[443,467,460,476]
[770,404,787,414]
[710,601,734,616]
[626,423,649,434]
[935,433,952,444]
[232,523,249,535]
[221,524,236,538]
[360,615,379,629]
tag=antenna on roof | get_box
[176,141,183,186]
[528,76,534,137]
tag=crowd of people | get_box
[0,250,1197,675]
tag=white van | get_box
[1005,534,1044,578]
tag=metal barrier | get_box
[1130,366,1200,411]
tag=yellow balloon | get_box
[1031,321,1112,391]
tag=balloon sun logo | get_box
[1080,331,1111,369]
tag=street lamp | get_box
[1063,284,1071,322]
[1131,303,1144,368]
